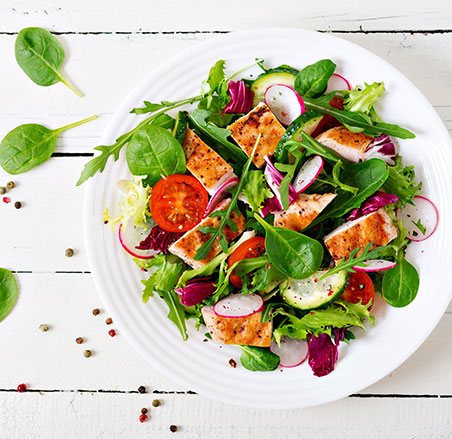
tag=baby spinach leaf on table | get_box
[188,109,247,165]
[303,96,415,139]
[0,268,18,322]
[239,346,280,372]
[254,214,324,279]
[382,255,419,307]
[294,59,336,98]
[241,170,274,212]
[126,125,186,185]
[0,115,97,175]
[15,27,82,97]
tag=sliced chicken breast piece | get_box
[315,126,374,163]
[324,208,397,262]
[227,102,285,168]
[182,129,236,195]
[274,193,336,232]
[168,198,246,268]
[202,306,272,347]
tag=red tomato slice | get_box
[341,272,375,307]
[150,174,208,232]
[227,237,265,288]
[311,96,344,138]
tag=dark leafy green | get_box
[239,346,280,372]
[294,59,336,98]
[0,115,97,175]
[382,255,419,307]
[0,268,18,322]
[126,125,185,185]
[254,214,324,279]
[15,27,82,97]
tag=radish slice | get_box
[325,73,352,94]
[213,293,264,318]
[118,221,158,260]
[270,336,309,368]
[353,259,397,272]
[398,195,439,242]
[264,84,305,126]
[294,156,324,193]
[204,177,239,217]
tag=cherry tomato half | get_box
[150,174,208,232]
[341,271,375,307]
[227,237,266,288]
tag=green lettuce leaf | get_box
[241,170,274,212]
[344,82,385,114]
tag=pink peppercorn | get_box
[108,329,116,337]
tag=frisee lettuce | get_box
[241,170,274,212]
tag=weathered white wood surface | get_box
[1,1,452,437]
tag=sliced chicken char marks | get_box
[168,198,246,268]
[324,208,397,262]
[316,126,374,163]
[202,306,272,347]
[227,102,286,168]
[274,193,336,232]
[182,129,236,195]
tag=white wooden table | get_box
[1,1,452,437]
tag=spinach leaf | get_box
[188,109,247,165]
[382,256,419,307]
[294,59,336,98]
[239,346,280,372]
[304,97,415,139]
[254,214,324,279]
[241,170,274,212]
[126,125,185,185]
[0,268,18,322]
[171,111,188,144]
[0,115,97,175]
[15,27,82,97]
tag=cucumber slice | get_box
[275,109,323,161]
[282,270,348,310]
[251,68,298,106]
[172,110,189,144]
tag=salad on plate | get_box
[79,58,438,376]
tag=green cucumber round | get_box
[251,68,298,106]
[282,270,348,310]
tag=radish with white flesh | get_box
[325,73,352,94]
[204,177,239,217]
[294,156,324,193]
[398,195,439,242]
[213,293,264,318]
[353,259,397,272]
[270,336,309,368]
[118,221,158,260]
[264,84,305,126]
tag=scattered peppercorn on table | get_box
[1,1,452,437]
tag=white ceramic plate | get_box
[84,28,452,409]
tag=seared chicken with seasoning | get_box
[227,102,285,167]
[182,129,236,195]
[324,208,397,262]
[202,306,272,347]
[316,126,374,163]
[274,193,336,232]
[169,198,246,268]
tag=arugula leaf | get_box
[412,218,427,235]
[195,135,261,260]
[206,60,226,94]
[277,148,304,210]
[197,95,234,127]
[381,156,422,208]
[294,59,336,98]
[239,346,280,372]
[274,300,373,342]
[241,170,274,212]
[141,255,187,340]
[344,82,385,114]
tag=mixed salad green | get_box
[83,58,437,376]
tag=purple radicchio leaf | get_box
[136,225,183,254]
[363,134,396,166]
[307,327,346,377]
[222,80,254,115]
[175,277,216,306]
[347,191,399,221]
